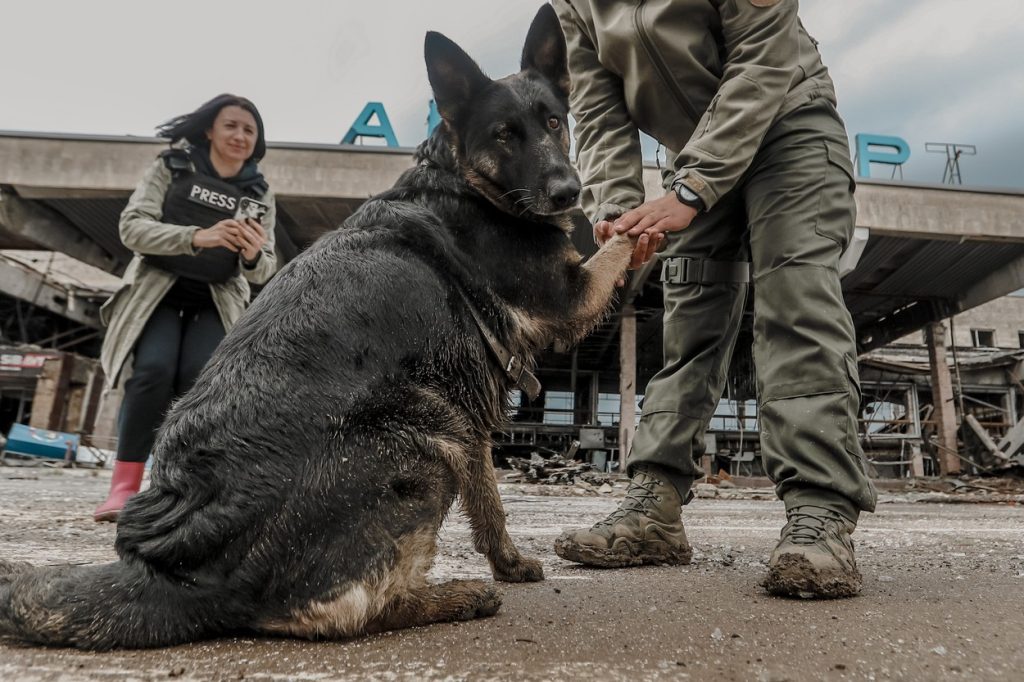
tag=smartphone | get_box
[235,197,270,223]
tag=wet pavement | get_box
[2,468,1023,681]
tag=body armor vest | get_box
[145,151,263,283]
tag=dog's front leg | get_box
[460,442,544,582]
[575,233,636,330]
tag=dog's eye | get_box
[494,128,511,143]
[548,116,561,130]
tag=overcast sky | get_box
[2,0,1022,189]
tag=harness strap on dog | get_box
[459,293,542,401]
[660,257,751,285]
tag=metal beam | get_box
[0,189,119,272]
[0,256,102,328]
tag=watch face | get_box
[676,184,699,203]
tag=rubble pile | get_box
[503,453,614,488]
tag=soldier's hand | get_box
[613,194,698,238]
[629,232,665,269]
[596,219,664,277]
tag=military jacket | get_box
[553,0,839,220]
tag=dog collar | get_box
[459,292,542,401]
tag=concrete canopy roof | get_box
[2,131,1023,372]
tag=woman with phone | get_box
[94,94,278,521]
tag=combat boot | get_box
[763,505,862,599]
[554,465,692,567]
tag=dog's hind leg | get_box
[365,579,501,633]
[460,443,544,583]
[259,519,495,639]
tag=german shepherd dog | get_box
[0,5,633,649]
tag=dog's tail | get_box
[0,558,225,650]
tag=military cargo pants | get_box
[629,99,878,522]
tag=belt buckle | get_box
[662,257,693,284]
[506,356,525,382]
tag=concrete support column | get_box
[925,321,961,475]
[30,353,72,431]
[618,305,636,471]
[77,366,105,437]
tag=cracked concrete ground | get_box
[1,468,1023,681]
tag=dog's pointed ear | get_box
[520,4,569,100]
[425,31,491,123]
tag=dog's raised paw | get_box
[493,556,545,583]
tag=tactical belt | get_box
[660,257,751,285]
[459,292,542,401]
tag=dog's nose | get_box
[548,178,581,210]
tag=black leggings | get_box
[116,302,225,462]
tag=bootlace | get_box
[594,474,661,528]
[785,507,843,545]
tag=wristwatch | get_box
[672,180,705,211]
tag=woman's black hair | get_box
[156,93,267,161]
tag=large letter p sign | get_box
[855,134,910,178]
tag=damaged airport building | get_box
[2,130,1024,477]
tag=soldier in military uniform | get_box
[551,0,877,597]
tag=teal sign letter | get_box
[855,133,910,178]
[427,99,441,137]
[342,102,399,147]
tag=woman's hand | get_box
[191,218,267,262]
[192,219,243,252]
[235,219,268,263]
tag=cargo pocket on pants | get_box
[813,141,857,253]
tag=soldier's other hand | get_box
[629,232,665,270]
[613,194,698,238]
[594,219,615,246]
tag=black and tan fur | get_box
[0,5,634,649]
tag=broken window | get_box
[859,382,920,439]
[595,393,642,427]
[971,329,995,347]
[542,391,574,425]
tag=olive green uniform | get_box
[553,0,877,520]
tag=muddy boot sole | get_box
[554,534,693,568]
[762,553,862,599]
[93,510,120,523]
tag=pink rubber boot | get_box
[93,460,145,523]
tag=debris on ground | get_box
[502,453,613,488]
[886,475,1024,504]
